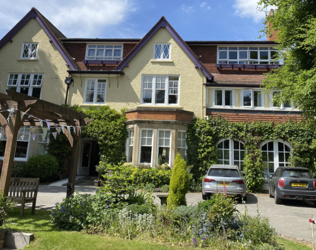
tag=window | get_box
[7,74,43,98]
[154,44,170,60]
[177,131,187,160]
[217,139,246,170]
[0,126,30,160]
[84,79,107,104]
[271,91,292,109]
[140,129,153,164]
[141,76,179,105]
[85,45,123,60]
[36,129,50,155]
[157,130,171,165]
[261,140,291,183]
[126,129,134,163]
[21,43,38,59]
[213,90,234,107]
[241,90,264,108]
[217,47,280,65]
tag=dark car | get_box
[269,167,316,205]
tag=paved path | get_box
[23,184,315,244]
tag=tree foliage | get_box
[167,153,190,207]
[258,0,316,119]
[83,106,128,165]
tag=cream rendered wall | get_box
[0,19,70,105]
[69,28,206,118]
[235,89,241,107]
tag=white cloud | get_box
[233,0,267,23]
[0,0,137,38]
[181,4,195,13]
[200,2,211,10]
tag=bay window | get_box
[157,130,171,165]
[177,131,187,160]
[126,129,134,163]
[140,129,153,164]
[141,76,179,105]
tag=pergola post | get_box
[66,126,81,197]
[0,111,22,196]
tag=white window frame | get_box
[21,43,39,59]
[156,129,172,166]
[85,44,123,60]
[36,129,50,155]
[217,46,280,65]
[153,44,171,60]
[7,73,43,99]
[83,78,107,104]
[270,91,293,110]
[0,126,31,162]
[138,129,154,165]
[126,129,134,163]
[261,140,292,179]
[212,89,235,107]
[141,75,180,105]
[241,89,264,108]
[177,130,187,160]
[217,139,246,170]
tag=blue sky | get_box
[0,0,269,41]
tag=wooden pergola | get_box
[0,90,92,197]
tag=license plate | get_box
[291,183,306,187]
[218,182,230,186]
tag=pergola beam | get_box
[0,91,92,198]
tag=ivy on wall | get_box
[187,115,316,192]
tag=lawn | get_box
[1,208,312,250]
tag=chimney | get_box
[267,9,278,41]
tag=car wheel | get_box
[269,186,273,198]
[274,189,282,204]
[202,194,207,200]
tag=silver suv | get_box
[202,164,247,202]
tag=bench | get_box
[8,178,40,216]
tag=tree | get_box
[83,106,128,165]
[167,153,190,207]
[258,0,316,119]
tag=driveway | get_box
[22,185,315,244]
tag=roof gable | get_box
[115,17,213,80]
[0,8,78,70]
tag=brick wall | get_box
[125,110,193,122]
[63,42,137,70]
[207,111,302,123]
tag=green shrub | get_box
[197,198,216,212]
[0,191,15,226]
[143,183,155,192]
[27,155,59,179]
[47,132,70,171]
[122,166,172,188]
[167,153,190,207]
[11,162,27,177]
[161,184,169,192]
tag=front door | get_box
[77,141,92,176]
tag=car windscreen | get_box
[282,170,313,178]
[208,169,240,177]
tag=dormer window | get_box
[154,44,171,60]
[217,46,280,65]
[85,45,123,60]
[21,43,38,59]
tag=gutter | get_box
[67,70,124,75]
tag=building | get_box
[0,8,301,179]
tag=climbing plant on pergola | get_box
[0,90,92,197]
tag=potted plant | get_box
[94,162,107,187]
